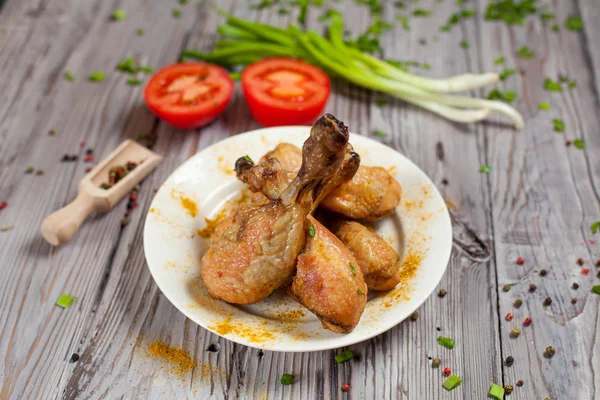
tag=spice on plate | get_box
[49,128,57,135]
[206,343,220,352]
[543,297,552,306]
[544,346,556,358]
[505,356,514,366]
[36,169,44,175]
[591,286,600,295]
[349,262,357,276]
[514,298,523,308]
[438,289,447,297]
[442,375,461,391]
[335,350,354,364]
[121,218,129,226]
[523,317,532,326]
[0,201,7,209]
[582,268,590,276]
[280,374,294,385]
[502,284,511,292]
[432,358,441,368]
[511,327,521,337]
[1,225,9,232]
[308,221,315,237]
[489,383,504,400]
[146,340,197,375]
[410,312,419,321]
[437,336,455,349]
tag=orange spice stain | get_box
[197,189,252,239]
[146,340,197,376]
[379,245,425,308]
[403,199,424,210]
[275,309,305,321]
[171,189,197,217]
[163,261,177,270]
[209,316,276,343]
[445,199,455,209]
[421,185,431,197]
[387,165,397,176]
[217,155,235,176]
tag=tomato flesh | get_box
[242,58,331,127]
[144,63,234,129]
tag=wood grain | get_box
[0,0,598,399]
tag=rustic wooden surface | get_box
[0,0,598,399]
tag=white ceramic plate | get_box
[143,126,452,352]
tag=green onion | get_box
[489,383,505,399]
[499,68,515,80]
[308,221,315,238]
[544,78,562,91]
[460,40,469,49]
[64,72,75,82]
[462,9,475,18]
[127,79,142,86]
[485,0,538,25]
[569,80,577,88]
[566,14,583,31]
[243,154,254,163]
[437,336,455,349]
[540,13,554,21]
[173,8,182,18]
[319,8,341,22]
[494,56,505,65]
[112,9,127,21]
[138,66,154,74]
[394,1,405,8]
[375,97,388,106]
[89,72,105,82]
[487,88,516,103]
[396,15,411,31]
[479,165,492,173]
[335,350,354,364]
[56,294,74,309]
[136,28,145,36]
[179,0,189,4]
[375,129,387,137]
[552,24,560,32]
[357,289,364,295]
[552,118,564,132]
[280,374,294,385]
[350,262,357,276]
[573,139,584,149]
[278,7,289,15]
[592,285,600,295]
[516,46,534,58]
[442,375,462,391]
[116,57,137,73]
[538,101,550,110]
[592,222,600,235]
[229,71,241,80]
[413,9,430,17]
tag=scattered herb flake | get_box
[437,336,455,349]
[489,383,505,400]
[137,66,154,74]
[172,8,182,18]
[568,80,577,88]
[517,46,534,58]
[375,97,388,107]
[565,14,583,31]
[243,154,254,163]
[64,72,75,82]
[460,40,470,49]
[349,262,357,276]
[591,221,600,234]
[552,24,560,32]
[229,71,241,81]
[374,129,387,137]
[127,79,142,86]
[413,9,431,17]
[394,0,405,8]
[357,289,364,295]
[544,78,562,91]
[319,8,341,21]
[56,294,74,309]
[278,7,289,15]
[540,12,554,21]
[538,102,550,110]
[280,374,294,385]
[442,375,462,391]
[494,56,505,65]
[485,0,538,25]
[487,88,516,102]
[335,350,354,364]
[136,28,145,36]
[592,286,600,295]
[479,165,492,173]
[396,15,411,31]
[421,62,431,70]
[89,72,105,82]
[462,9,475,18]
[573,139,584,149]
[116,57,137,73]
[308,221,315,237]
[112,9,127,21]
[499,68,516,80]
[179,0,189,4]
[552,118,565,132]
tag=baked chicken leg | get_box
[201,114,350,304]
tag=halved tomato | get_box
[144,63,234,129]
[241,58,330,127]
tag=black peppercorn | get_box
[544,346,556,358]
[70,353,80,362]
[505,356,514,366]
[438,289,447,297]
[529,284,537,293]
[516,380,524,387]
[572,282,579,290]
[543,297,552,306]
[503,284,511,292]
[571,298,577,304]
[539,269,547,276]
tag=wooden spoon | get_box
[41,140,162,246]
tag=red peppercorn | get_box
[85,167,92,173]
[80,141,86,148]
[516,257,525,265]
[116,168,124,175]
[0,201,7,209]
[132,201,139,209]
[505,312,514,321]
[130,193,137,201]
[109,176,115,184]
[590,240,596,245]
[124,211,130,217]
[342,383,350,392]
[84,155,93,162]
[523,317,532,326]
[582,268,590,276]
[565,140,572,147]
[443,367,451,376]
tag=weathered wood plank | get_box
[476,0,600,398]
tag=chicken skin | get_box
[292,215,368,333]
[329,219,400,291]
[252,143,402,221]
[201,114,351,304]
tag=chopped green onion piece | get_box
[64,72,75,82]
[442,375,462,391]
[56,294,74,309]
[375,97,388,106]
[487,88,516,103]
[308,221,315,238]
[278,7,289,15]
[319,8,341,22]
[460,40,469,49]
[437,336,455,349]
[479,165,492,173]
[136,28,145,36]
[394,0,405,8]
[229,71,241,81]
[566,14,583,31]
[173,8,182,18]
[374,129,387,137]
[413,9,430,17]
[421,62,431,70]
[89,72,105,82]
[568,80,576,88]
[485,0,537,25]
[112,9,127,21]
[499,68,515,80]
[544,78,562,91]
[138,66,154,74]
[396,15,411,31]
[335,350,354,364]
[489,383,505,399]
[592,285,600,295]
[350,262,357,276]
[280,374,294,385]
[461,9,475,18]
[116,57,137,73]
[243,154,254,163]
[127,79,142,86]
[540,13,554,21]
[179,0,189,3]
[538,102,550,110]
[552,118,565,132]
[516,46,534,58]
[573,139,584,149]
[357,289,364,295]
[552,24,560,32]
[494,56,505,65]
[591,221,600,235]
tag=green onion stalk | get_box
[182,12,524,129]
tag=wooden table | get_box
[1,0,599,399]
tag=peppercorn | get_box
[582,268,590,276]
[505,356,514,366]
[597,271,600,279]
[544,346,556,358]
[577,258,584,266]
[565,140,572,147]
[516,380,524,387]
[86,148,94,155]
[443,367,451,376]
[410,312,419,321]
[49,128,57,135]
[70,353,80,362]
[441,178,449,185]
[206,343,220,352]
[84,155,93,163]
[572,282,579,290]
[438,289,447,297]
[25,166,34,174]
[503,284,511,292]
[516,257,525,265]
[511,327,521,337]
[543,297,552,306]
[505,313,514,321]
[514,298,523,308]
[596,259,600,267]
[36,169,44,175]
[571,298,577,304]
[130,193,137,202]
[80,141,86,148]
[523,317,532,326]
[432,358,441,368]
[257,350,264,357]
[539,269,547,276]
[0,201,7,209]
[529,284,537,293]
[342,383,350,392]
[1,225,9,232]
[121,218,129,226]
